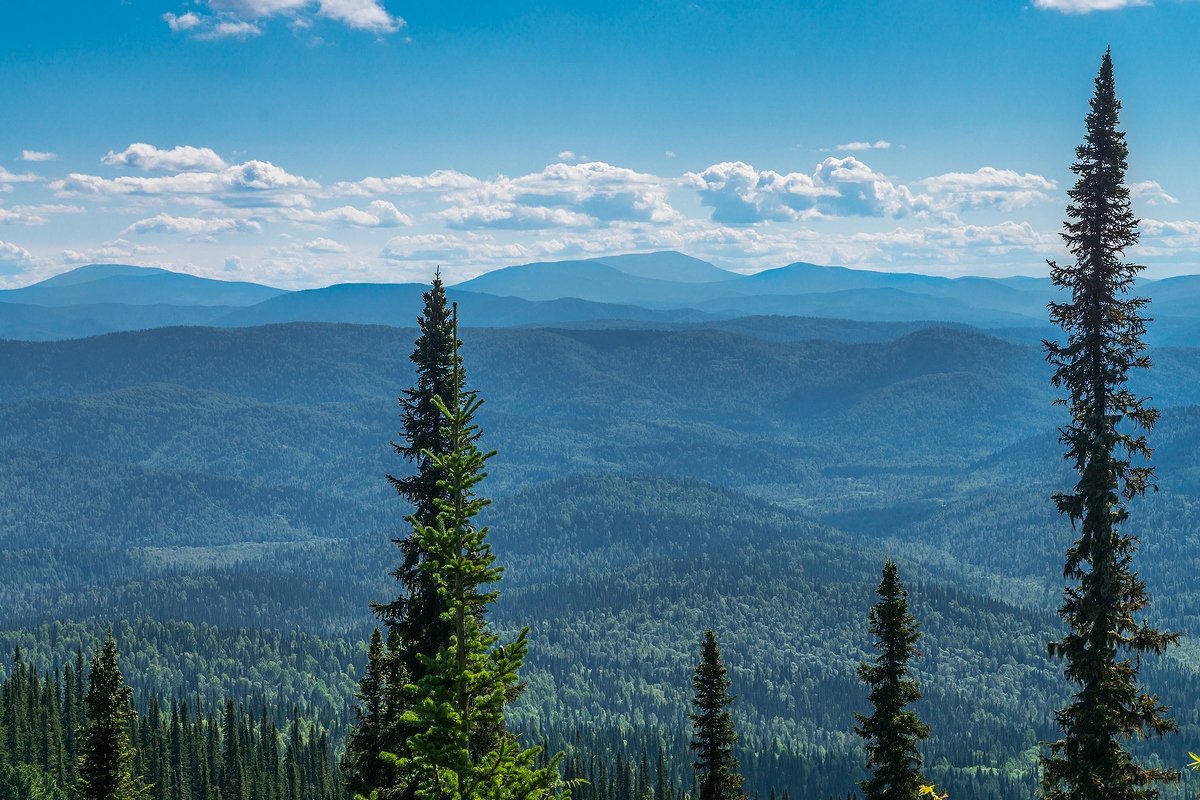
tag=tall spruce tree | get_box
[352,273,467,799]
[385,314,566,800]
[377,269,466,676]
[1040,49,1179,800]
[854,561,928,800]
[77,635,144,800]
[688,630,743,800]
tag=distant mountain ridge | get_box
[4,252,1199,345]
[0,263,286,308]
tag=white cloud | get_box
[281,200,412,227]
[688,158,931,223]
[1130,180,1179,206]
[446,161,678,229]
[103,143,229,172]
[331,170,482,197]
[337,162,675,229]
[380,233,535,263]
[441,204,594,230]
[1032,0,1150,12]
[832,140,892,152]
[664,151,677,159]
[61,239,167,265]
[317,0,402,32]
[921,167,1057,211]
[20,150,58,162]
[0,240,33,274]
[0,166,42,186]
[3,204,86,223]
[162,11,203,31]
[165,0,403,38]
[52,160,318,207]
[0,208,48,225]
[197,20,264,39]
[208,0,309,14]
[121,214,264,237]
[302,237,349,253]
[556,151,577,162]
[1142,219,1200,237]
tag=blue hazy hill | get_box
[1,264,286,308]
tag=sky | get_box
[2,0,1200,289]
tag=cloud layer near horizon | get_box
[1,141,1195,288]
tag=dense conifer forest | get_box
[2,51,1200,800]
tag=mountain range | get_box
[9,250,1200,343]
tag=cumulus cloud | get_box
[163,11,203,31]
[331,170,482,197]
[61,239,167,265]
[688,158,931,223]
[198,20,264,39]
[20,150,58,162]
[165,0,403,38]
[0,204,85,225]
[1032,0,1150,12]
[439,161,678,230]
[302,237,349,253]
[831,140,892,152]
[0,208,48,225]
[336,162,674,229]
[0,240,33,274]
[121,214,263,237]
[921,167,1057,210]
[380,233,535,263]
[281,200,412,227]
[0,166,42,189]
[1130,180,1179,206]
[103,143,229,172]
[52,160,318,207]
[441,204,594,230]
[317,0,401,32]
[1141,219,1200,236]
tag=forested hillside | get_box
[2,319,1199,798]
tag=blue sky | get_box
[2,0,1199,288]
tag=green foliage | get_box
[855,562,929,800]
[77,634,143,800]
[689,630,743,800]
[1040,50,1180,800]
[6,321,1200,798]
[377,274,468,675]
[343,629,391,796]
[388,368,565,800]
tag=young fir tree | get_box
[1040,49,1180,800]
[688,630,743,800]
[384,315,567,800]
[854,561,928,800]
[77,634,144,800]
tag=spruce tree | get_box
[354,272,467,799]
[688,630,743,800]
[343,628,390,796]
[1040,49,1180,800]
[377,269,466,676]
[385,313,567,800]
[77,634,144,800]
[854,561,928,800]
